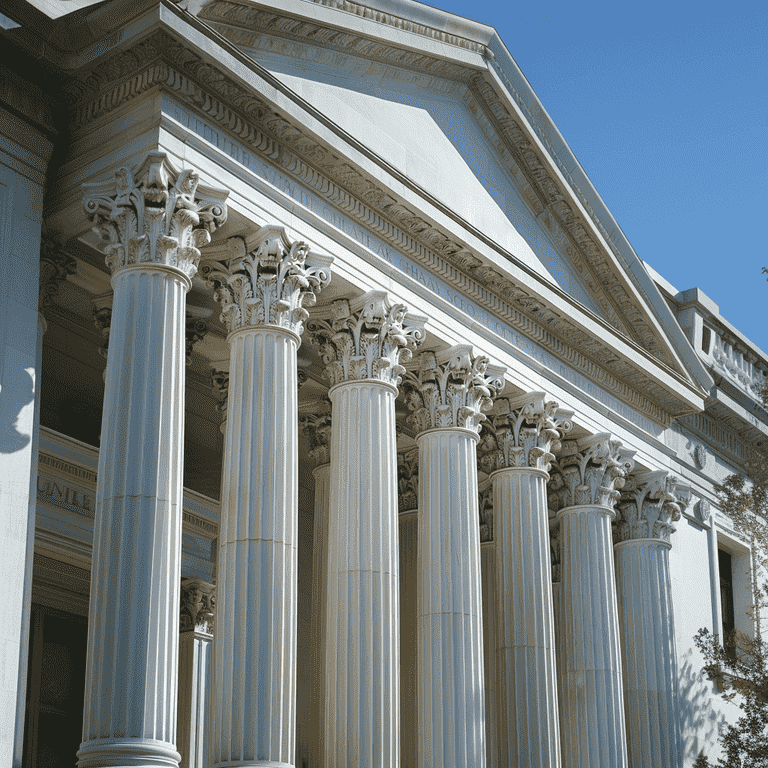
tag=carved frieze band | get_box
[616,471,692,544]
[307,291,426,387]
[180,578,215,635]
[402,345,505,434]
[65,31,683,423]
[477,392,573,474]
[548,434,636,511]
[82,152,228,279]
[201,227,333,335]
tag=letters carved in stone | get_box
[307,291,427,387]
[83,152,228,279]
[180,578,215,635]
[616,471,692,544]
[548,433,636,511]
[402,345,505,434]
[478,392,573,474]
[201,228,332,335]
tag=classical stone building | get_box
[0,1,763,767]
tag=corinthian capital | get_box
[83,152,228,279]
[201,227,332,335]
[306,291,426,387]
[616,470,692,544]
[299,410,332,468]
[402,345,505,434]
[39,235,76,311]
[548,433,636,511]
[180,578,215,635]
[478,392,573,474]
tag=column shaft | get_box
[492,467,560,768]
[310,463,331,768]
[399,510,418,768]
[558,506,628,768]
[481,541,499,768]
[418,428,486,768]
[79,265,188,768]
[325,380,399,768]
[615,539,683,768]
[213,327,298,768]
[178,631,212,768]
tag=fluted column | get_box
[177,579,215,768]
[477,394,572,768]
[397,450,419,768]
[404,345,505,768]
[478,486,498,768]
[308,292,426,768]
[548,434,635,768]
[615,472,691,768]
[300,411,332,768]
[203,227,332,768]
[77,154,227,768]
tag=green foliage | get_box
[694,380,768,766]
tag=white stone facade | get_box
[0,1,762,767]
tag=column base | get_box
[213,762,294,768]
[78,738,181,768]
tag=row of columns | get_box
[73,151,690,768]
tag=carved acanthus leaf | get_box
[307,291,426,387]
[210,367,229,423]
[397,450,419,513]
[180,578,215,635]
[39,236,76,311]
[185,316,209,365]
[478,392,573,473]
[300,411,333,468]
[548,433,636,511]
[402,345,506,434]
[615,471,692,544]
[83,152,228,279]
[201,227,332,335]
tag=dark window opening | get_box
[719,548,736,657]
[702,326,712,354]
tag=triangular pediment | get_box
[197,0,711,399]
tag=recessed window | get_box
[719,548,736,654]
[702,326,712,354]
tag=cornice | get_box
[60,20,703,423]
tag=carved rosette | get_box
[479,485,494,542]
[616,471,692,544]
[210,368,229,423]
[402,344,506,434]
[478,392,573,475]
[39,235,76,311]
[201,227,332,336]
[180,578,215,635]
[83,152,228,280]
[397,450,419,513]
[548,433,636,511]
[299,412,332,468]
[307,291,426,387]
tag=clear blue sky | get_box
[424,0,768,352]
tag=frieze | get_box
[37,473,95,517]
[39,452,97,486]
[66,31,690,423]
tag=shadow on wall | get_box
[0,365,34,453]
[679,647,726,763]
